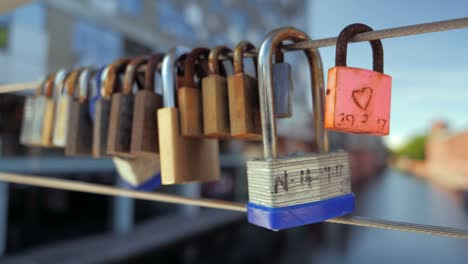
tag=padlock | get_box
[113,157,162,191]
[92,58,130,157]
[247,27,355,230]
[52,69,82,147]
[228,41,261,140]
[325,23,391,135]
[65,68,96,156]
[107,56,147,158]
[202,46,232,138]
[177,47,209,138]
[158,46,220,184]
[38,70,68,147]
[130,54,164,157]
[20,80,45,146]
[272,47,293,118]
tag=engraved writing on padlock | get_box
[247,28,355,231]
[65,68,96,156]
[325,23,392,136]
[177,48,209,138]
[228,41,261,140]
[158,46,220,184]
[107,56,147,158]
[272,49,293,118]
[53,69,82,147]
[130,54,164,157]
[202,46,232,138]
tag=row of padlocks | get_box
[18,24,391,230]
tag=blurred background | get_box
[0,0,467,263]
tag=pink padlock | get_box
[325,23,392,136]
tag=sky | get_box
[309,0,468,148]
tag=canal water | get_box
[281,169,468,263]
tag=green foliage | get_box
[0,26,8,49]
[393,135,427,160]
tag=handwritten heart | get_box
[352,87,372,110]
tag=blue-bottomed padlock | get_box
[246,27,355,230]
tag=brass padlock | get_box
[202,46,232,138]
[93,58,131,157]
[272,48,293,118]
[130,54,164,158]
[177,47,209,138]
[20,80,45,146]
[228,41,261,140]
[107,56,147,158]
[39,70,68,147]
[158,46,220,184]
[65,68,96,156]
[52,69,82,147]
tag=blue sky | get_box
[310,0,468,148]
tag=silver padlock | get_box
[247,27,355,231]
[20,81,46,146]
[272,48,293,118]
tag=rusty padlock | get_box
[130,54,164,158]
[107,56,147,158]
[65,68,96,156]
[177,48,209,138]
[93,58,131,157]
[202,46,232,138]
[325,23,391,135]
[53,68,83,147]
[228,41,261,140]
[158,46,220,184]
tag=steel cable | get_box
[0,172,467,240]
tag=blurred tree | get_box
[394,135,427,160]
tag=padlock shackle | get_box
[162,46,191,107]
[123,56,148,96]
[208,46,232,75]
[53,69,69,98]
[233,41,257,76]
[258,27,328,159]
[64,69,83,97]
[335,23,384,73]
[77,68,97,103]
[183,47,210,88]
[144,53,164,92]
[102,58,132,99]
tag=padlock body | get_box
[52,95,72,147]
[202,74,230,138]
[113,157,161,190]
[20,97,35,145]
[157,107,220,184]
[246,151,355,230]
[107,94,134,158]
[177,86,203,138]
[130,90,162,157]
[65,101,92,156]
[40,98,55,147]
[30,97,47,146]
[92,99,111,157]
[325,66,391,135]
[228,73,261,140]
[272,62,293,118]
